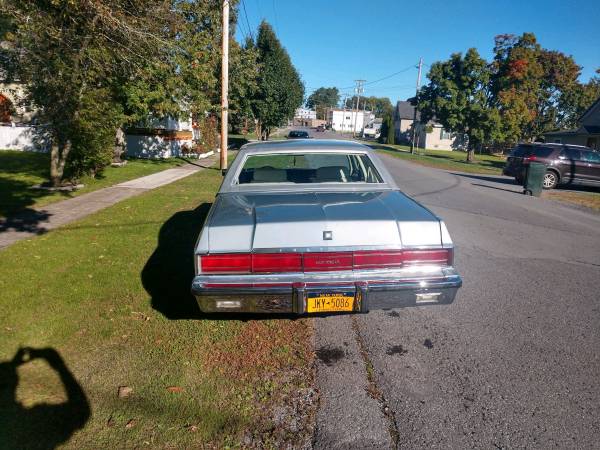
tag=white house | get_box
[328,109,368,133]
[393,100,463,150]
[125,116,196,159]
[0,83,47,151]
[294,108,317,120]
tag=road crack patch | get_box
[351,316,400,448]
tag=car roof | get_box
[240,139,370,155]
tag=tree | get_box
[558,68,600,129]
[490,32,600,141]
[306,87,339,119]
[252,21,304,140]
[378,114,394,144]
[0,0,178,185]
[418,48,502,162]
[345,96,393,118]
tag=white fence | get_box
[0,124,47,151]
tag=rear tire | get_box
[543,170,558,190]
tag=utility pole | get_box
[220,0,229,170]
[352,80,365,138]
[410,57,423,154]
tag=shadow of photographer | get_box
[0,347,90,450]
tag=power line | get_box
[336,62,419,91]
[240,0,254,41]
[363,64,417,86]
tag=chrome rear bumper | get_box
[191,266,462,314]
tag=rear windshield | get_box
[511,145,555,158]
[238,152,384,184]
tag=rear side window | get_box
[511,145,554,158]
[238,153,383,184]
[532,147,555,158]
[562,148,583,160]
[582,151,600,163]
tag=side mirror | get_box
[221,168,228,176]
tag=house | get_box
[0,82,198,158]
[126,116,198,159]
[295,107,317,120]
[293,108,319,127]
[544,97,600,149]
[0,83,45,151]
[327,109,368,133]
[393,100,462,150]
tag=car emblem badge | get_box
[323,231,333,240]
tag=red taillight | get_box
[303,252,353,271]
[523,155,537,163]
[200,254,251,274]
[403,249,452,265]
[199,248,453,273]
[353,250,404,269]
[252,253,302,273]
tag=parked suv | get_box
[503,143,600,189]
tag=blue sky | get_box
[235,0,600,104]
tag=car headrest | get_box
[316,166,349,182]
[252,167,288,183]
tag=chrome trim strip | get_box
[199,244,455,255]
[193,265,459,285]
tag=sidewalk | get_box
[0,155,217,250]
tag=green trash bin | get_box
[523,162,545,197]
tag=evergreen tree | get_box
[252,21,304,140]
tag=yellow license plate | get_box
[306,292,357,313]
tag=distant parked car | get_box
[287,130,310,139]
[503,143,600,189]
[191,139,462,314]
[316,125,325,132]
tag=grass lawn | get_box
[370,142,506,175]
[0,150,186,218]
[543,189,600,212]
[0,166,315,448]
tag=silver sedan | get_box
[191,139,462,314]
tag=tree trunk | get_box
[49,139,72,186]
[255,119,262,141]
[466,147,475,162]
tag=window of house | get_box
[440,128,452,140]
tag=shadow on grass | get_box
[0,347,90,450]
[143,203,299,321]
[0,177,52,234]
[143,204,211,319]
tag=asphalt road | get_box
[305,130,600,449]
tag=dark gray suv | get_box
[503,143,600,189]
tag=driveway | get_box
[312,145,600,448]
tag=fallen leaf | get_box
[106,416,115,427]
[125,419,136,429]
[118,386,133,398]
[167,386,183,393]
